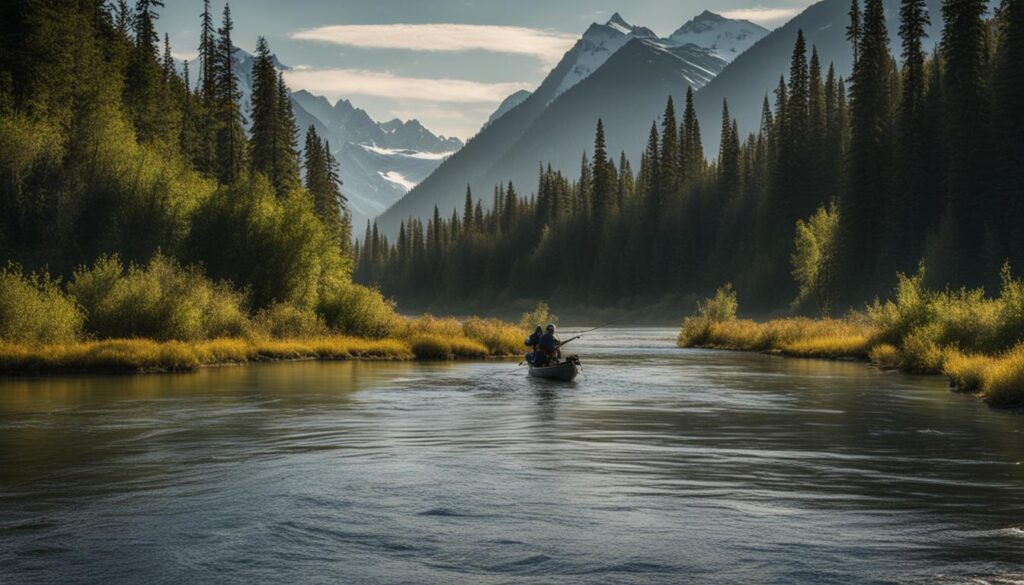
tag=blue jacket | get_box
[539,332,559,352]
[525,332,542,347]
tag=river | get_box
[1,328,1022,584]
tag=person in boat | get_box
[525,325,543,364]
[537,323,560,366]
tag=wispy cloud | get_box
[282,68,530,104]
[720,6,804,26]
[290,24,577,67]
[171,50,199,61]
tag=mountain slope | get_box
[376,13,732,234]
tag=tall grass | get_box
[679,266,1024,407]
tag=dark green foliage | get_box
[356,6,1020,314]
[0,0,363,340]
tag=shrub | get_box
[981,344,1024,407]
[697,283,738,322]
[868,343,900,368]
[401,314,463,338]
[317,282,400,338]
[942,349,990,393]
[518,301,558,330]
[69,254,248,341]
[253,303,327,338]
[408,334,451,359]
[448,337,489,358]
[0,264,83,344]
[462,317,521,355]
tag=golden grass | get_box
[678,316,876,359]
[0,335,415,374]
[867,343,900,368]
[461,317,521,356]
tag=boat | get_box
[527,356,580,382]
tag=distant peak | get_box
[607,12,631,27]
[696,9,724,20]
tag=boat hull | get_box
[528,360,578,382]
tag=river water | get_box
[1,328,1023,584]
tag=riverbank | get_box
[0,315,525,374]
[678,316,1024,409]
[0,329,522,375]
[676,273,1024,409]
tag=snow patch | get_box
[378,171,416,191]
[361,144,453,160]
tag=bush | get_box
[408,334,451,359]
[463,317,521,355]
[0,264,83,344]
[518,301,558,330]
[253,302,326,338]
[401,314,463,338]
[187,178,348,310]
[317,282,400,338]
[69,254,248,341]
[697,283,738,322]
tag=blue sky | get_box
[160,0,810,139]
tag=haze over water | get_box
[1,329,1023,584]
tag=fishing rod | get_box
[557,310,640,348]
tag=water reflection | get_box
[1,329,1023,584]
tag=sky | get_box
[160,0,812,140]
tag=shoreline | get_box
[0,336,519,376]
[677,316,1024,410]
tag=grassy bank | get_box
[677,272,1024,409]
[0,316,522,375]
[0,259,524,374]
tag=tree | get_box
[590,118,614,225]
[213,3,246,184]
[792,202,840,315]
[993,0,1024,266]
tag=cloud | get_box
[171,50,199,61]
[282,68,530,104]
[290,23,577,67]
[720,6,804,26]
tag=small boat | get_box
[528,356,580,382]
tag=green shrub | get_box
[518,301,558,330]
[0,264,83,344]
[317,282,400,338]
[253,303,327,338]
[69,254,248,341]
[463,317,521,355]
[187,178,347,309]
[697,283,738,322]
[408,334,451,359]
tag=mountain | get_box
[692,0,942,156]
[669,10,769,61]
[187,48,464,229]
[484,90,531,129]
[376,12,734,235]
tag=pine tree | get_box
[590,118,614,224]
[718,98,741,208]
[273,72,301,195]
[249,37,278,185]
[463,185,474,232]
[213,3,246,184]
[848,0,863,64]
[993,0,1024,266]
[841,0,894,293]
[939,0,992,284]
[681,87,703,187]
[659,97,679,198]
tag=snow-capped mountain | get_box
[377,11,739,235]
[287,90,461,227]
[669,10,769,62]
[185,48,464,229]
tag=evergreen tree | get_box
[659,97,679,198]
[993,0,1024,266]
[841,0,894,294]
[939,0,992,284]
[590,118,615,225]
[213,3,246,184]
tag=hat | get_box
[546,323,555,332]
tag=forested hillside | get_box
[355,0,1024,314]
[0,0,402,342]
